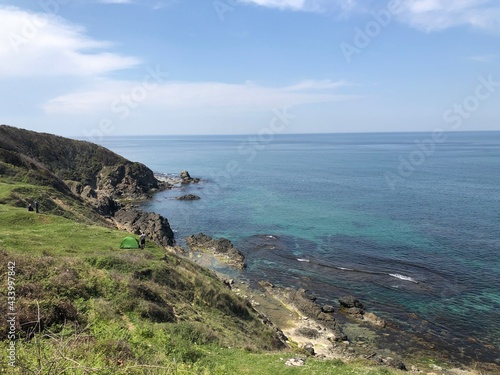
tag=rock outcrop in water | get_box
[180,170,200,183]
[186,233,245,269]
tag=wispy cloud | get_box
[396,0,500,32]
[96,0,177,8]
[238,0,361,13]
[469,54,496,63]
[98,0,133,4]
[239,0,307,11]
[0,6,140,76]
[240,0,500,32]
[1,5,358,121]
[42,79,358,114]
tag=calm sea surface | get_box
[97,132,500,363]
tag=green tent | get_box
[120,236,139,249]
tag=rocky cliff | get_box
[0,125,174,246]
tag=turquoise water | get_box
[98,132,500,362]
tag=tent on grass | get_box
[120,236,139,249]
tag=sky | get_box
[1,0,500,138]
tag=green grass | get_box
[0,181,402,374]
[0,208,130,256]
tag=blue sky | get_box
[1,0,499,138]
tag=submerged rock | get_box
[339,296,364,309]
[175,194,201,200]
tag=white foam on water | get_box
[389,273,418,283]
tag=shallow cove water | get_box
[97,131,500,366]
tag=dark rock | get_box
[95,195,120,216]
[176,194,201,200]
[296,327,320,339]
[347,307,364,316]
[303,343,315,356]
[186,233,245,269]
[222,278,234,289]
[97,163,160,199]
[180,170,200,183]
[339,296,364,309]
[114,209,174,247]
[321,305,335,313]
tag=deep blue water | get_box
[97,132,500,361]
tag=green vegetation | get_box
[0,181,401,374]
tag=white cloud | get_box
[96,0,177,8]
[285,79,350,91]
[0,6,140,77]
[240,0,500,31]
[98,0,133,3]
[238,0,360,13]
[396,0,500,32]
[469,54,496,63]
[239,0,307,11]
[42,79,357,114]
[0,5,358,127]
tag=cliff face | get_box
[0,125,159,196]
[0,125,173,246]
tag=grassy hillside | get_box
[0,125,153,190]
[0,178,109,226]
[0,180,401,374]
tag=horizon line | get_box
[70,129,500,139]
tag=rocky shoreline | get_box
[189,251,494,375]
[141,171,498,374]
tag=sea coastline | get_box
[186,246,499,374]
[103,133,499,373]
[153,172,500,374]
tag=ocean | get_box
[97,131,500,364]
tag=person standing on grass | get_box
[34,201,39,213]
[140,231,146,249]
